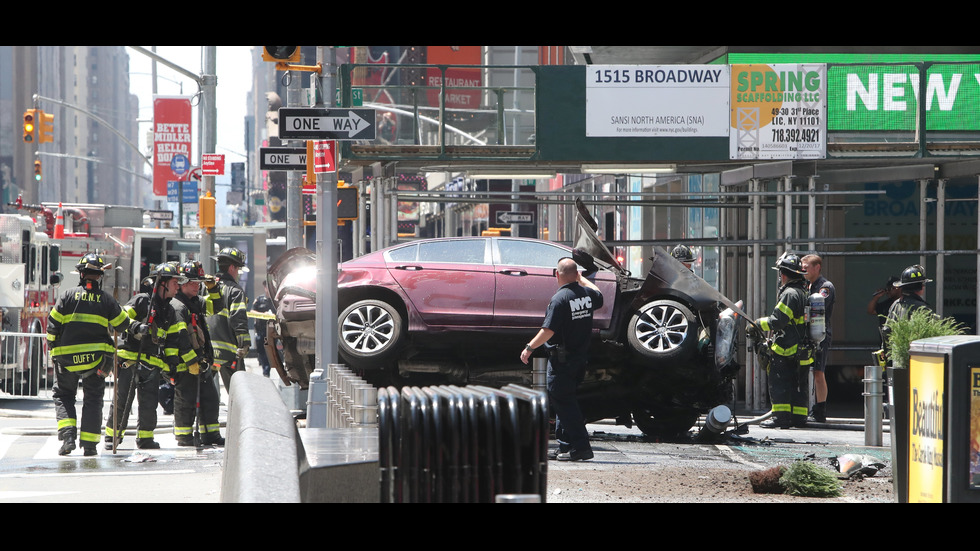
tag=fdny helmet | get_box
[213,247,246,268]
[670,244,696,263]
[895,264,932,287]
[76,253,112,274]
[772,252,806,276]
[179,260,207,282]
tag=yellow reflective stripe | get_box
[50,342,115,356]
[792,406,809,416]
[772,403,792,412]
[58,418,77,430]
[117,349,168,368]
[55,312,111,327]
[109,310,129,328]
[800,356,814,365]
[212,341,237,354]
[123,305,138,319]
[64,358,104,372]
[79,431,100,443]
[776,301,794,318]
[174,426,193,436]
[758,318,771,331]
[137,430,155,439]
[50,309,68,323]
[770,342,798,357]
[205,424,221,433]
[249,311,276,320]
[105,426,123,438]
[47,333,57,342]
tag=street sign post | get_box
[495,211,535,225]
[259,147,308,171]
[278,108,376,140]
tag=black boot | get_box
[203,432,225,446]
[136,438,160,450]
[82,445,98,456]
[176,435,195,447]
[58,428,77,456]
[809,402,827,423]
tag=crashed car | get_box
[266,198,744,437]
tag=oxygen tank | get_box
[808,292,826,345]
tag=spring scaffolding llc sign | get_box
[730,64,827,160]
[585,65,730,138]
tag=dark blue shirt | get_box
[542,282,603,357]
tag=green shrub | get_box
[885,308,966,368]
[779,461,842,498]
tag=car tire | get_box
[338,299,404,368]
[632,408,699,439]
[627,299,698,362]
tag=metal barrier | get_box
[0,331,52,398]
[321,363,378,429]
[378,383,547,503]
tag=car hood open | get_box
[572,198,748,319]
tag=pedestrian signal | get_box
[337,186,358,220]
[262,47,301,63]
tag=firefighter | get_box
[47,253,132,456]
[205,247,251,393]
[103,263,187,450]
[881,264,935,351]
[170,260,223,446]
[747,253,814,429]
[670,244,696,270]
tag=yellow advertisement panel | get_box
[971,367,980,488]
[909,354,945,502]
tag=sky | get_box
[127,46,254,217]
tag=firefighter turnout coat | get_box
[206,272,250,388]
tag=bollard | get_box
[532,357,547,392]
[495,494,541,503]
[306,368,329,428]
[863,365,883,447]
[703,405,732,435]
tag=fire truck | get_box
[1,199,192,396]
[0,210,62,395]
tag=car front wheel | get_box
[626,299,697,362]
[338,299,404,368]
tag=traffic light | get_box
[37,110,54,144]
[337,185,358,220]
[23,109,36,143]
[262,47,301,63]
[33,160,42,181]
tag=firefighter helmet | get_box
[670,244,696,263]
[895,264,932,287]
[155,262,188,284]
[772,252,806,276]
[179,260,207,282]
[76,253,112,274]
[213,247,246,268]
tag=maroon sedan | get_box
[266,200,743,438]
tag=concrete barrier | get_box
[221,372,302,503]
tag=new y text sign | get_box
[278,108,376,140]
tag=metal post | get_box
[936,178,946,317]
[864,365,883,446]
[315,46,339,376]
[200,47,217,271]
[286,69,303,251]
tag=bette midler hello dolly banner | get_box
[152,96,193,197]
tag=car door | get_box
[385,238,495,327]
[491,238,615,328]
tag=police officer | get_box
[749,253,813,429]
[801,254,835,423]
[47,253,132,456]
[103,263,186,451]
[670,244,696,270]
[171,261,223,446]
[520,254,603,462]
[206,247,251,393]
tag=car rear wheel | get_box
[339,299,404,368]
[627,299,698,361]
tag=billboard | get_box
[152,96,193,197]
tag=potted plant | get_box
[884,308,966,369]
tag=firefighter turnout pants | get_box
[173,370,220,441]
[104,361,160,445]
[52,362,106,449]
[767,353,809,427]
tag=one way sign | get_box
[278,108,376,141]
[495,211,535,225]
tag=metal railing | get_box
[378,383,547,503]
[0,331,52,398]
